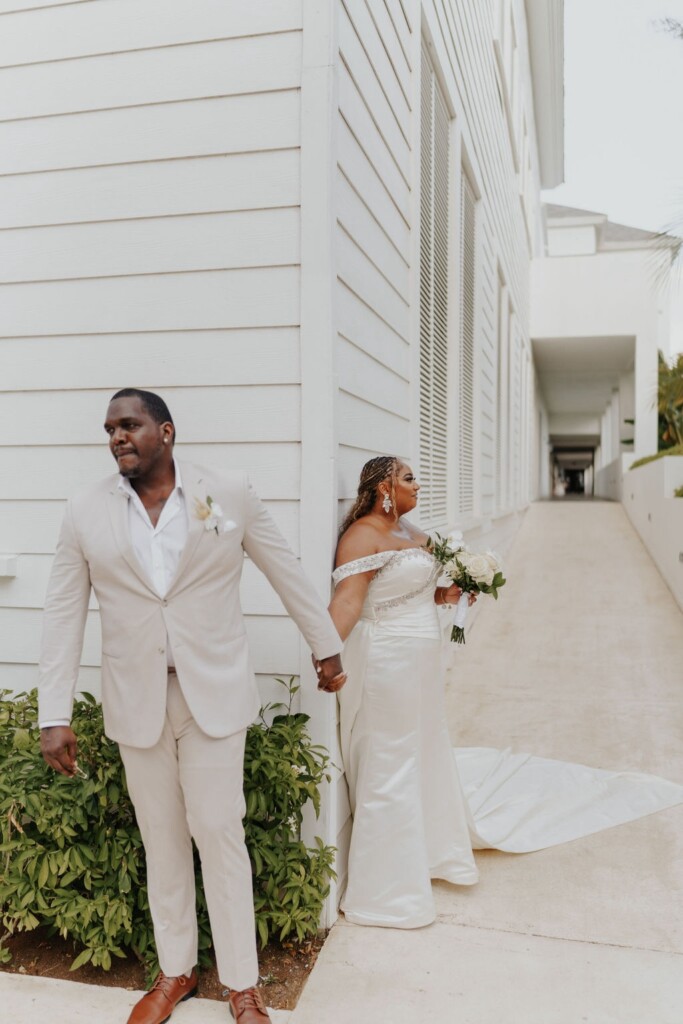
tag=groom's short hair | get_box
[111,387,176,442]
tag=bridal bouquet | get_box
[428,531,506,644]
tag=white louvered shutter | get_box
[419,45,450,527]
[509,322,521,506]
[458,173,476,516]
[495,278,509,512]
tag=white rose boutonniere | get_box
[193,495,231,536]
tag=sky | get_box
[540,0,683,354]
[543,0,683,234]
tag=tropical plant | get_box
[629,443,683,470]
[0,680,335,975]
[657,350,683,449]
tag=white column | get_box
[610,388,620,462]
[298,0,340,924]
[634,329,658,457]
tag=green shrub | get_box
[674,485,683,498]
[0,680,335,975]
[629,444,683,470]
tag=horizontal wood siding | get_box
[336,0,414,516]
[0,1,306,698]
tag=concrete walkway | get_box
[0,974,291,1023]
[291,501,683,1023]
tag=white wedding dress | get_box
[334,547,683,929]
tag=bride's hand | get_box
[442,584,478,606]
[442,583,463,605]
[312,654,348,693]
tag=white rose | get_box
[484,551,501,574]
[210,502,224,518]
[205,516,218,532]
[466,553,494,585]
[194,498,212,521]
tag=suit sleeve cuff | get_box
[40,719,71,729]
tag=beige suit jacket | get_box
[38,461,342,748]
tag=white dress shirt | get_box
[118,457,188,610]
[40,459,188,729]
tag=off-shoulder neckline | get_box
[332,546,433,583]
[335,545,425,569]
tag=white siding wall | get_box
[0,0,306,705]
[335,0,414,512]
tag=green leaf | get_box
[70,948,93,971]
[37,857,49,889]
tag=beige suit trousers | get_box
[119,673,257,990]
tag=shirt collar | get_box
[117,457,183,498]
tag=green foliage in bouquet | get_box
[428,532,507,643]
[0,680,335,975]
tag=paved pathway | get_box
[291,501,683,1023]
[0,974,290,1023]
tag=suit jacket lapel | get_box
[105,486,157,595]
[166,464,206,596]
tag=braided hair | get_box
[339,455,401,537]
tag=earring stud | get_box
[382,493,392,514]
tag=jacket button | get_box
[158,648,165,655]
[162,599,168,607]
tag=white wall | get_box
[0,0,307,704]
[531,249,660,459]
[622,457,683,611]
[334,0,414,510]
[547,225,597,256]
[595,458,622,501]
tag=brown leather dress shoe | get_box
[126,969,198,1024]
[227,986,271,1022]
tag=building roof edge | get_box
[525,0,565,189]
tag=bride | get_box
[318,455,683,929]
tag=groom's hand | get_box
[41,725,78,777]
[313,653,347,693]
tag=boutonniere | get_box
[193,496,235,536]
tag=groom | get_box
[39,388,345,1024]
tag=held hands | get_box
[40,725,79,777]
[312,653,347,693]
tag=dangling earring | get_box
[382,492,393,514]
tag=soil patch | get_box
[1,927,324,1011]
